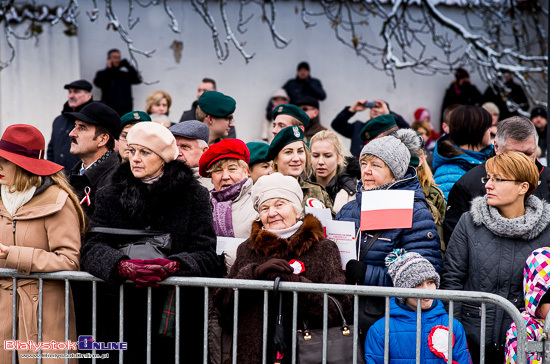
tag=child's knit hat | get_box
[385,249,440,288]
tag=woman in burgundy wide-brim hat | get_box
[0,124,85,363]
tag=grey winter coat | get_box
[441,195,550,349]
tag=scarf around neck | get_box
[211,178,248,237]
[264,220,303,239]
[470,195,550,239]
[1,185,36,216]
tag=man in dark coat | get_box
[331,99,408,157]
[65,102,121,218]
[444,116,549,244]
[282,61,326,104]
[440,67,482,128]
[93,49,142,116]
[47,80,94,172]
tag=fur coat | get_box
[214,214,350,364]
[80,160,222,363]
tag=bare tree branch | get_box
[0,0,545,107]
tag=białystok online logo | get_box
[4,336,127,351]
[78,336,127,350]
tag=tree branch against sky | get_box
[0,0,547,108]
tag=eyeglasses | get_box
[481,176,522,184]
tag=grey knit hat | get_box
[385,249,440,289]
[359,128,421,180]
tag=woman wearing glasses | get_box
[441,151,550,364]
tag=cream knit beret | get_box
[127,122,178,163]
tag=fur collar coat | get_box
[82,160,222,286]
[214,214,350,364]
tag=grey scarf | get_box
[470,195,550,239]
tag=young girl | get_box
[505,247,550,364]
[365,249,472,363]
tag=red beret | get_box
[199,139,250,177]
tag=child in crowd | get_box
[365,249,472,363]
[505,247,550,364]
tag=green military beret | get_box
[360,114,398,141]
[247,142,271,166]
[272,104,310,128]
[267,126,305,161]
[120,111,151,128]
[198,91,236,117]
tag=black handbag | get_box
[88,227,172,259]
[297,295,363,364]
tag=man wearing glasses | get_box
[444,116,550,244]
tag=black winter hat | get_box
[64,79,93,92]
[64,102,121,138]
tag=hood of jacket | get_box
[470,195,550,240]
[523,248,550,318]
[108,160,198,225]
[432,134,493,172]
[354,167,427,204]
[249,214,325,258]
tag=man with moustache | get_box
[65,102,121,217]
[47,80,94,172]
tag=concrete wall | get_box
[0,1,518,152]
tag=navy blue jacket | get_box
[282,76,326,104]
[365,298,472,363]
[336,168,443,287]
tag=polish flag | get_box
[360,190,414,231]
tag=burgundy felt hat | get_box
[0,124,63,176]
[198,139,250,177]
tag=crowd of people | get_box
[1,53,550,363]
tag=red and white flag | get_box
[360,190,414,231]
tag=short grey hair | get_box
[495,116,538,147]
[197,139,208,149]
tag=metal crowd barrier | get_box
[0,268,540,364]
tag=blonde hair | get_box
[309,130,345,176]
[6,167,86,234]
[415,149,436,189]
[145,90,172,115]
[273,141,312,177]
[485,151,539,199]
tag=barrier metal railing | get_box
[0,268,538,364]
